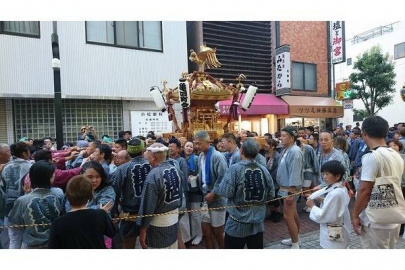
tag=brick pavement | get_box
[265,230,405,249]
[262,195,318,245]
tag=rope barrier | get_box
[0,187,320,230]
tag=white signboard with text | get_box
[343,99,353,109]
[275,45,291,96]
[130,110,172,137]
[331,21,346,64]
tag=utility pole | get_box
[52,21,64,150]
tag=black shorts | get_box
[119,220,140,239]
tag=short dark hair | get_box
[310,133,319,142]
[298,127,306,131]
[362,116,389,139]
[114,138,128,150]
[264,133,272,139]
[388,139,403,152]
[156,137,169,147]
[89,140,101,148]
[97,144,112,161]
[168,138,181,149]
[10,142,30,159]
[29,160,55,189]
[124,131,132,136]
[81,161,110,191]
[34,149,52,162]
[222,133,237,144]
[242,139,259,159]
[66,175,93,207]
[321,160,345,181]
[306,126,314,133]
[118,131,125,139]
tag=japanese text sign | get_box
[275,45,291,96]
[130,110,172,137]
[331,21,346,64]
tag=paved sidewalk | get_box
[265,230,405,249]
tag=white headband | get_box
[146,146,169,153]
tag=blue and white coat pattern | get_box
[216,160,275,238]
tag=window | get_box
[292,62,317,91]
[347,57,352,66]
[86,21,163,51]
[14,99,123,143]
[0,21,40,38]
[394,42,405,60]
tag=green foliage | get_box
[353,109,368,120]
[349,46,396,116]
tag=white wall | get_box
[58,21,188,100]
[0,22,54,97]
[0,21,188,100]
[335,21,405,127]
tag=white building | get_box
[335,21,405,127]
[0,21,188,144]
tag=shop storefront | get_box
[280,96,344,130]
[218,93,289,135]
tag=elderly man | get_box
[115,150,130,166]
[138,143,182,249]
[217,139,275,249]
[318,130,349,186]
[111,139,151,249]
[109,150,130,175]
[194,130,228,249]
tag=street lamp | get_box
[52,21,63,150]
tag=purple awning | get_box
[219,94,289,115]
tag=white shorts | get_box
[201,202,226,227]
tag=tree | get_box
[349,46,396,117]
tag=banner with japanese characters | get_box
[130,111,172,137]
[275,45,291,96]
[331,21,346,64]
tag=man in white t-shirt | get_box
[352,116,405,249]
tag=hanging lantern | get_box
[150,87,166,112]
[241,85,258,111]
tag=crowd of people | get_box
[0,117,404,249]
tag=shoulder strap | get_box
[371,149,386,177]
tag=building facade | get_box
[276,21,342,131]
[187,21,341,135]
[335,21,405,127]
[0,21,188,144]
